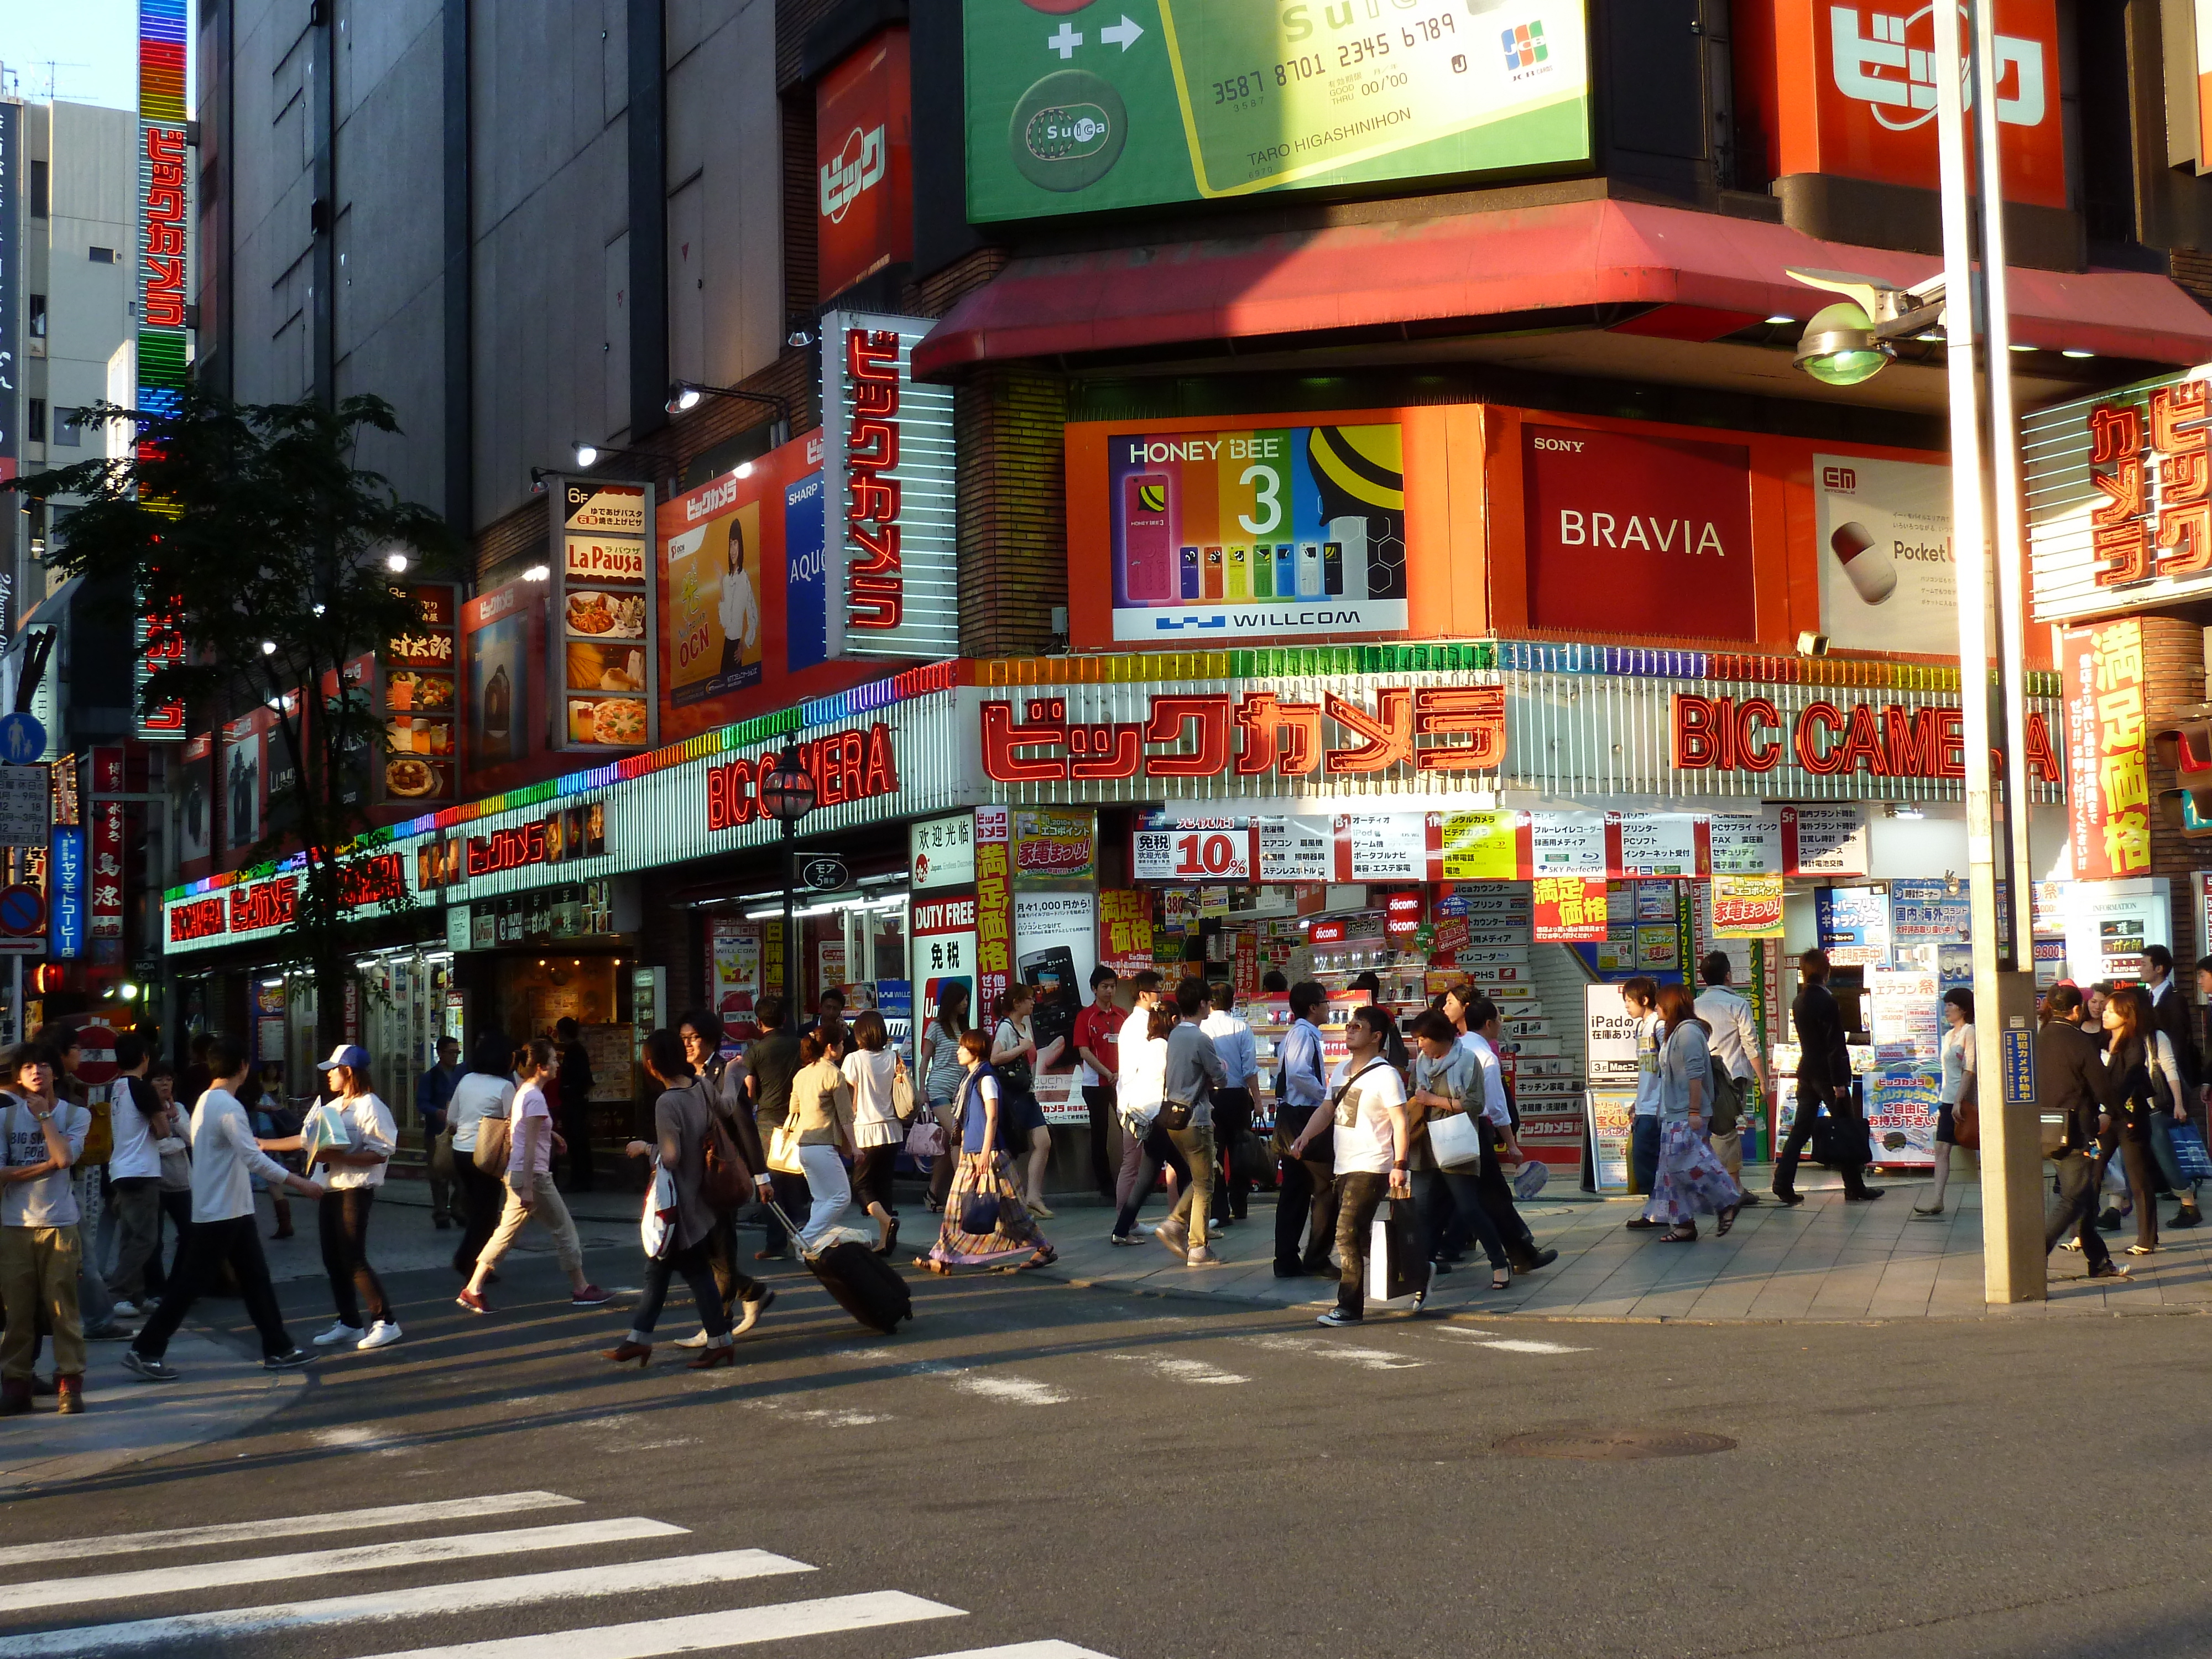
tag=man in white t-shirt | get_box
[103,1034,172,1315]
[1,1043,90,1414]
[1289,1005,1410,1327]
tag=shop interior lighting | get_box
[1795,630,1830,658]
[2062,348,2095,359]
[1763,315,1796,325]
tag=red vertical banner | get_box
[89,800,124,940]
[1234,929,1259,997]
[2062,618,2150,880]
[975,806,1011,1021]
[1531,875,1609,943]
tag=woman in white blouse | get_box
[841,1011,907,1255]
[1917,988,1975,1220]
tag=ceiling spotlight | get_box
[572,442,600,468]
[523,564,551,582]
[1764,315,1796,326]
[2007,342,2037,353]
[734,462,754,479]
[260,639,278,656]
[2062,348,2096,360]
[384,551,410,573]
[666,382,705,414]
[786,327,816,349]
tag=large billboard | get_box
[1104,422,1408,642]
[555,480,655,751]
[962,0,1592,222]
[817,28,913,301]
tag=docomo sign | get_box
[983,687,1506,782]
[1672,693,2060,783]
[705,722,900,832]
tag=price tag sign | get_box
[1132,823,1255,882]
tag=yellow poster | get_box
[1712,874,1786,938]
[664,498,764,707]
[1438,811,1523,881]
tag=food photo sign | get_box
[556,479,656,752]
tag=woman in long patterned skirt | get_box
[1644,983,1744,1243]
[923,1032,1056,1273]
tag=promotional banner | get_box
[663,482,769,707]
[1583,982,1640,1087]
[1814,455,1961,655]
[1012,808,1095,885]
[1098,888,1155,975]
[1866,967,1942,1065]
[461,580,543,787]
[1531,875,1607,943]
[221,709,268,855]
[961,0,1592,221]
[383,585,460,804]
[1817,886,1892,967]
[178,732,212,868]
[1865,1070,1942,1168]
[1710,874,1785,938]
[1107,424,1409,641]
[975,806,1013,1019]
[911,811,977,891]
[816,27,913,301]
[912,894,979,1025]
[1523,424,1756,640]
[2062,618,2151,880]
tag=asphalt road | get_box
[7,1234,2212,1659]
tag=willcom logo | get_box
[1829,5,2046,131]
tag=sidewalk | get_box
[1032,1165,2212,1322]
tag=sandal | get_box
[1490,1266,1512,1290]
[1658,1226,1698,1243]
[1717,1204,1740,1237]
[2126,1244,2158,1256]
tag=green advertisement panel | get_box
[964,0,1591,223]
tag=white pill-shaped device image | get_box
[1830,521,1898,604]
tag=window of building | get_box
[88,247,115,264]
[25,400,44,444]
[28,295,45,338]
[51,409,80,448]
[28,160,46,219]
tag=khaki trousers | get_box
[475,1172,583,1275]
[0,1225,83,1380]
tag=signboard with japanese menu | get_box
[383,583,459,804]
[556,479,655,752]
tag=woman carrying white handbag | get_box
[1407,1010,1514,1291]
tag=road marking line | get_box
[329,1593,963,1659]
[1476,1339,1590,1355]
[1106,1354,1247,1385]
[910,1361,1070,1405]
[0,1551,814,1658]
[1245,1336,1425,1371]
[0,1520,689,1614]
[913,1645,1119,1659]
[744,1401,892,1428]
[11,1493,584,1566]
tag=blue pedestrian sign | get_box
[0,713,46,765]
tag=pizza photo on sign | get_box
[571,698,648,747]
[386,757,440,799]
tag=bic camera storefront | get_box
[161,645,2068,1186]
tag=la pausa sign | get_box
[983,688,1506,782]
[1673,693,2060,782]
[706,722,899,830]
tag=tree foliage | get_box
[13,388,461,1043]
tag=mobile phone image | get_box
[1179,544,1201,599]
[1203,545,1224,599]
[1226,544,1250,601]
[1122,474,1174,603]
[1020,947,1081,1059]
[1296,542,1323,598]
[1325,515,1369,600]
[1321,540,1343,596]
[1251,542,1273,599]
[1274,544,1295,594]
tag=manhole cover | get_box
[1494,1428,1737,1461]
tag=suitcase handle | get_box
[761,1197,824,1264]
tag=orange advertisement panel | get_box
[817,28,913,301]
[1743,0,2064,208]
[2062,618,2152,881]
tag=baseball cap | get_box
[316,1044,372,1072]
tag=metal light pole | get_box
[1931,0,2045,1301]
[759,746,817,1015]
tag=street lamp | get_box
[759,746,817,1017]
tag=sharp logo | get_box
[1829,4,2046,131]
[820,124,886,223]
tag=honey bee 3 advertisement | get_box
[962,0,1590,222]
[557,480,656,752]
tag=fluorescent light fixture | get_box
[2062,348,2095,360]
[1764,315,1796,325]
[523,564,551,582]
[2007,342,2036,353]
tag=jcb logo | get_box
[1829,4,2047,132]
[1822,466,1858,491]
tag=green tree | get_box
[13,388,461,1048]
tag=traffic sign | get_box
[796,854,851,893]
[0,885,44,937]
[0,768,46,848]
[74,1024,119,1087]
[0,713,46,765]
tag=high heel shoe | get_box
[602,1340,651,1367]
[685,1344,735,1370]
[874,1215,900,1256]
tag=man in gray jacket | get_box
[1155,978,1227,1266]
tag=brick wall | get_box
[473,492,548,586]
[956,366,1068,659]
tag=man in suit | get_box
[1772,948,1880,1205]
[2143,946,2199,1095]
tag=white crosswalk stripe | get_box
[1433,1327,1592,1355]
[11,1493,581,1566]
[1105,1353,1248,1385]
[0,1494,1120,1659]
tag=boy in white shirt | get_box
[1,1043,90,1415]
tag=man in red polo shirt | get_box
[1073,968,1123,1203]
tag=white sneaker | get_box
[110,1300,140,1318]
[356,1321,403,1352]
[312,1321,365,1347]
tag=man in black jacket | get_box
[1772,948,1879,1204]
[2143,946,2200,1095]
[2039,983,2132,1276]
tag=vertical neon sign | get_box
[135,0,191,740]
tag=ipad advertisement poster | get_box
[1106,424,1408,641]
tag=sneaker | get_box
[733,1289,775,1335]
[570,1284,611,1307]
[357,1321,403,1351]
[1315,1307,1363,1327]
[109,1300,140,1318]
[313,1321,366,1347]
[1109,1233,1145,1246]
[121,1352,180,1383]
[455,1288,489,1314]
[82,1323,135,1342]
[264,1349,313,1370]
[2097,1208,2124,1233]
[1185,1246,1222,1266]
[754,1248,791,1261]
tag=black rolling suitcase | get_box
[766,1201,913,1333]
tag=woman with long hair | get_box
[782,1030,855,1249]
[989,987,1060,1218]
[1641,983,1742,1243]
[2101,986,2167,1257]
[920,983,972,1214]
[1915,988,1975,1219]
[924,1030,1056,1273]
[457,1037,607,1313]
[840,1010,904,1255]
[606,1029,735,1370]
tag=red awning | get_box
[912,197,2212,378]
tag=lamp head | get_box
[1794,302,1895,387]
[572,442,600,469]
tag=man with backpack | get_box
[1694,952,1765,1204]
[677,1010,776,1344]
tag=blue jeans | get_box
[630,1238,731,1344]
[2149,1112,2199,1202]
[1631,1114,1661,1197]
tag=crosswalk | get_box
[0,1494,1116,1659]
